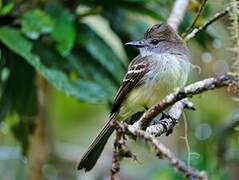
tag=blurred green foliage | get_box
[0,0,238,180]
[0,0,178,153]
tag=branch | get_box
[110,130,123,180]
[130,99,195,137]
[111,121,207,179]
[110,122,137,180]
[167,0,189,31]
[110,73,238,179]
[137,73,239,130]
[182,0,208,38]
[229,0,239,72]
[126,124,207,180]
[185,6,230,41]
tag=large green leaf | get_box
[34,42,110,103]
[21,9,54,40]
[45,2,76,56]
[77,24,125,85]
[0,27,108,103]
[68,47,118,100]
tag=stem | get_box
[182,0,208,37]
[185,7,230,41]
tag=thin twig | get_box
[167,0,189,31]
[138,73,239,130]
[182,0,208,38]
[126,125,207,180]
[182,112,191,168]
[185,6,230,41]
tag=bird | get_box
[77,23,191,171]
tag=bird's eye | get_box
[151,39,159,45]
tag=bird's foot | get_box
[160,112,177,136]
[161,112,176,123]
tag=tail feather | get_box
[77,114,116,171]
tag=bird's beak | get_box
[125,40,145,48]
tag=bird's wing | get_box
[110,55,150,116]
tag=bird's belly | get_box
[118,75,181,120]
[141,77,177,107]
[118,54,190,121]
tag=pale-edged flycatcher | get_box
[78,23,190,171]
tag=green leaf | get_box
[0,84,12,122]
[68,48,118,100]
[21,9,54,40]
[77,24,125,85]
[0,27,107,103]
[11,116,30,155]
[33,42,111,102]
[0,26,108,103]
[0,27,33,54]
[45,2,76,56]
[0,1,14,16]
[0,54,38,125]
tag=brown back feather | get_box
[110,55,149,116]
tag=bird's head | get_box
[125,23,186,56]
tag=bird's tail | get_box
[77,114,117,171]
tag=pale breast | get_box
[142,53,190,105]
[118,53,190,120]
